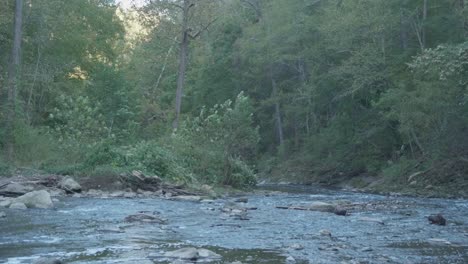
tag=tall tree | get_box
[5,0,23,162]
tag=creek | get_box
[1,185,467,263]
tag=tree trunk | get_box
[422,0,428,48]
[400,8,409,50]
[270,67,284,147]
[5,0,23,162]
[173,0,190,129]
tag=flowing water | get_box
[0,185,467,263]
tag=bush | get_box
[83,141,194,184]
[173,92,259,187]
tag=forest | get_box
[1,0,467,196]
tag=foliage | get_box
[174,92,259,187]
[83,140,194,184]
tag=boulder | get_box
[428,214,446,226]
[304,201,336,213]
[165,247,199,260]
[58,177,82,193]
[0,199,12,208]
[0,183,34,196]
[9,202,27,209]
[15,190,53,209]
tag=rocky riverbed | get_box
[0,184,467,263]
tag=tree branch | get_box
[188,17,218,39]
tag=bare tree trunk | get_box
[270,67,284,147]
[26,45,41,124]
[173,0,190,130]
[5,0,23,162]
[153,38,176,104]
[400,8,409,50]
[422,0,428,48]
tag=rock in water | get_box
[235,197,248,203]
[0,211,6,218]
[33,258,62,264]
[124,213,167,224]
[58,177,82,193]
[165,247,199,260]
[15,190,53,209]
[304,201,336,213]
[9,202,27,210]
[164,247,221,261]
[428,214,446,226]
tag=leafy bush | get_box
[174,92,259,187]
[83,140,194,184]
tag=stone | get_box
[123,192,137,198]
[171,195,202,202]
[320,229,332,237]
[9,202,27,209]
[286,256,296,263]
[58,177,82,193]
[304,201,336,213]
[0,199,12,208]
[110,191,125,197]
[124,213,167,224]
[289,243,304,250]
[0,183,34,195]
[428,214,446,226]
[357,217,385,225]
[197,248,222,259]
[361,247,373,252]
[165,247,199,260]
[0,211,6,218]
[15,190,53,209]
[334,208,347,216]
[33,257,62,264]
[164,247,221,261]
[235,197,248,203]
[427,238,451,245]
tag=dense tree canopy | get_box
[1,0,467,191]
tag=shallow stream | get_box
[1,185,467,263]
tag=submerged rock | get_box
[58,177,82,193]
[357,216,385,225]
[33,257,62,264]
[428,214,446,226]
[124,213,167,224]
[15,190,53,209]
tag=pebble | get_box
[289,243,304,250]
[320,229,332,236]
